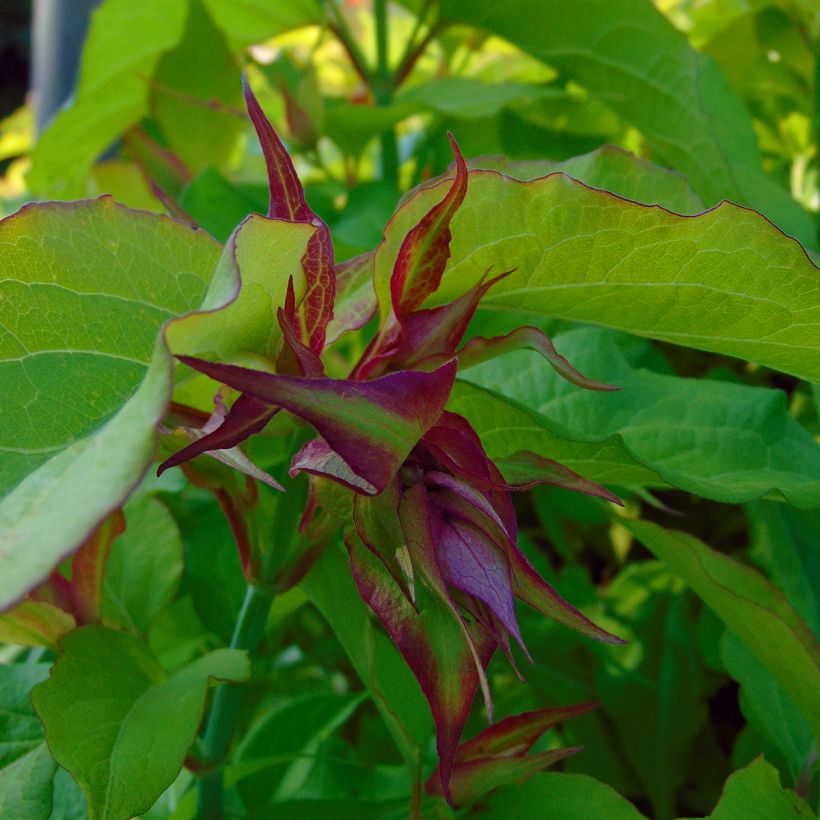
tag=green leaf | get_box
[0,743,57,820]
[28,0,188,197]
[202,0,322,45]
[0,663,51,769]
[397,78,554,120]
[235,692,365,809]
[746,500,820,632]
[31,626,250,820]
[0,663,87,820]
[470,146,704,213]
[678,756,815,820]
[179,169,266,243]
[375,171,820,381]
[168,214,314,360]
[479,771,648,819]
[302,545,432,768]
[720,632,813,786]
[448,380,658,487]
[460,328,820,507]
[623,519,820,746]
[595,563,707,820]
[102,494,184,634]
[438,0,814,243]
[150,0,243,172]
[0,199,220,610]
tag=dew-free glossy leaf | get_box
[102,494,184,635]
[32,626,250,820]
[480,771,648,819]
[375,172,820,381]
[0,199,220,611]
[439,0,813,242]
[470,146,704,213]
[28,0,188,197]
[624,519,820,745]
[678,756,815,820]
[150,0,243,172]
[461,328,820,506]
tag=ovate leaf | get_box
[0,199,220,611]
[375,172,820,381]
[32,626,250,820]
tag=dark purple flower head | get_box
[158,80,624,804]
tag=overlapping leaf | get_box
[375,172,820,381]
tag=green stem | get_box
[374,0,398,187]
[325,1,372,85]
[196,584,272,819]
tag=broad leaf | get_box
[150,0,243,172]
[678,756,815,820]
[624,519,820,746]
[0,663,86,820]
[439,0,814,243]
[720,632,813,786]
[479,771,648,819]
[28,0,188,196]
[0,199,220,611]
[32,626,250,820]
[375,171,820,381]
[202,0,322,45]
[102,494,184,634]
[461,328,820,507]
[0,600,75,649]
[470,146,704,213]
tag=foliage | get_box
[0,1,819,819]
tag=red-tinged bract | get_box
[159,80,625,805]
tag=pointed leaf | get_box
[494,451,622,505]
[159,394,277,478]
[291,438,377,495]
[436,516,523,647]
[177,357,457,494]
[243,77,334,350]
[346,529,494,804]
[457,326,618,391]
[455,702,597,762]
[427,747,582,807]
[390,269,511,369]
[32,626,250,820]
[390,133,468,321]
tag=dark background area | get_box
[0,0,31,118]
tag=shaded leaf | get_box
[32,626,249,820]
[678,756,815,820]
[624,519,820,745]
